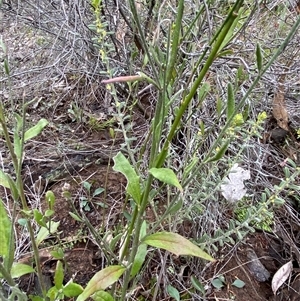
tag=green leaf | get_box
[11,263,35,278]
[83,181,92,192]
[143,232,214,261]
[33,209,47,228]
[0,199,12,264]
[93,187,105,197]
[232,279,245,288]
[256,43,263,72]
[30,296,44,301]
[14,131,22,162]
[7,176,19,201]
[212,278,224,289]
[51,248,64,260]
[69,212,83,222]
[14,113,23,133]
[47,286,59,300]
[167,285,180,301]
[198,83,210,105]
[217,7,243,55]
[183,157,199,179]
[45,191,55,210]
[36,221,60,246]
[204,140,229,163]
[54,261,64,289]
[76,265,125,301]
[130,221,148,278]
[44,209,54,217]
[18,218,27,227]
[191,275,205,294]
[216,97,223,117]
[149,168,182,191]
[113,152,141,204]
[63,281,84,297]
[226,83,235,120]
[167,199,183,215]
[0,169,11,188]
[4,59,10,75]
[91,290,114,301]
[24,118,48,142]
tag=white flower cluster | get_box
[221,164,250,203]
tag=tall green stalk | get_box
[120,1,244,299]
[155,0,244,168]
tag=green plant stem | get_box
[128,0,159,85]
[0,103,47,298]
[200,13,300,166]
[119,174,153,300]
[165,0,184,85]
[0,107,19,176]
[0,262,16,287]
[155,0,244,168]
[120,2,245,299]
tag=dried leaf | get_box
[272,86,289,131]
[271,260,293,295]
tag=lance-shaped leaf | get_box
[256,43,263,73]
[227,83,235,120]
[272,261,293,295]
[0,199,13,266]
[113,152,141,204]
[204,140,229,163]
[24,118,48,142]
[149,168,182,191]
[130,221,147,278]
[143,232,214,261]
[76,265,125,301]
[54,261,64,290]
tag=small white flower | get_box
[221,164,250,203]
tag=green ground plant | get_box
[1,0,300,300]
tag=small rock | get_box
[246,248,270,282]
